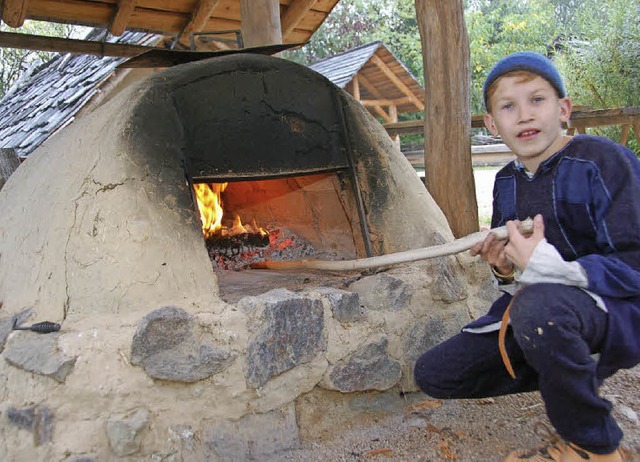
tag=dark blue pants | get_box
[414,283,623,454]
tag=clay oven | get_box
[0,54,484,460]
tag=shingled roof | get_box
[0,30,158,157]
[309,41,425,120]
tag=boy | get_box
[414,51,640,461]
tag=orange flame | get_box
[193,183,267,238]
[194,182,227,239]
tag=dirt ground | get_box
[279,365,640,461]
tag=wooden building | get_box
[0,0,340,49]
[309,41,424,125]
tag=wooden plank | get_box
[352,74,360,100]
[384,107,640,136]
[280,0,335,12]
[620,124,630,146]
[109,0,139,36]
[1,0,30,27]
[281,0,316,39]
[240,0,282,47]
[360,96,414,107]
[358,73,391,122]
[27,0,187,33]
[405,144,515,169]
[370,54,424,111]
[27,0,113,26]
[118,41,303,68]
[176,0,223,46]
[0,30,154,56]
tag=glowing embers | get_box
[193,182,317,270]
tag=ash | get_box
[206,227,338,271]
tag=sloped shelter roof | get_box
[309,41,424,121]
[0,0,340,47]
[0,30,157,157]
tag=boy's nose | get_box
[517,105,534,123]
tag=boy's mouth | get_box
[517,129,540,139]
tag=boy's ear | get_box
[484,113,500,136]
[559,97,572,122]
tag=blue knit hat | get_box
[483,51,566,110]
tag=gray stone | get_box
[401,311,471,390]
[0,309,31,352]
[3,333,77,382]
[348,273,412,311]
[316,288,364,322]
[245,289,326,388]
[403,317,450,367]
[431,258,468,303]
[130,306,193,363]
[106,409,149,457]
[204,404,299,460]
[7,404,54,445]
[65,457,96,462]
[138,342,234,382]
[131,306,235,382]
[327,336,401,392]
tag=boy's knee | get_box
[414,351,454,399]
[509,283,565,331]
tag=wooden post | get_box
[240,0,282,48]
[415,0,478,237]
[388,104,401,150]
[0,148,21,190]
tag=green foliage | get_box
[283,0,393,66]
[284,0,424,82]
[553,0,640,152]
[466,0,559,113]
[0,20,83,98]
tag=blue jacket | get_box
[466,135,640,378]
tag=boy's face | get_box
[484,74,572,173]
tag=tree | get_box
[284,0,394,65]
[466,0,559,113]
[0,21,82,99]
[553,0,640,152]
[416,0,478,237]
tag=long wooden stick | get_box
[250,219,534,271]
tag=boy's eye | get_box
[501,102,513,110]
[532,96,544,103]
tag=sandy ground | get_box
[474,167,498,225]
[278,362,640,462]
[275,167,640,461]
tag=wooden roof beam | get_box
[0,30,152,57]
[177,0,223,47]
[360,96,415,107]
[370,54,424,111]
[1,0,30,28]
[358,73,392,122]
[281,0,317,40]
[109,0,138,36]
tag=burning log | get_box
[250,219,534,272]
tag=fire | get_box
[193,182,267,239]
[194,182,227,238]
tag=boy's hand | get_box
[504,214,545,271]
[470,227,513,275]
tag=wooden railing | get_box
[384,106,640,146]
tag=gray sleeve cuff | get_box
[518,239,588,288]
